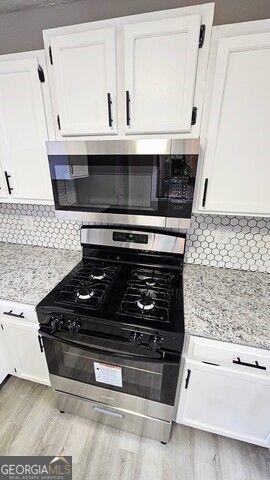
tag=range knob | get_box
[149,332,163,352]
[129,330,142,347]
[68,319,81,335]
[50,315,64,334]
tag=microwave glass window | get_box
[49,154,197,218]
[49,154,165,215]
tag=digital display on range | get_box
[113,232,148,244]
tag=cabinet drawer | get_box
[188,336,270,373]
[0,300,38,324]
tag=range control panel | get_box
[113,231,148,244]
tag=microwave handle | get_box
[40,330,169,364]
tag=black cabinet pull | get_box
[38,335,44,353]
[4,171,13,195]
[38,65,45,83]
[202,178,208,207]
[3,309,24,319]
[233,357,266,371]
[126,90,130,126]
[49,46,53,65]
[191,107,197,125]
[185,369,191,389]
[107,93,113,127]
[57,115,61,130]
[199,24,206,48]
[202,361,220,366]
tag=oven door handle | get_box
[40,331,173,364]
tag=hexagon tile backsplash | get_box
[0,203,269,273]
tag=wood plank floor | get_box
[0,377,269,480]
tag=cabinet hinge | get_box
[49,46,53,65]
[0,324,3,330]
[191,107,197,125]
[199,24,206,48]
[202,178,208,207]
[57,115,61,130]
[185,369,191,389]
[38,65,45,83]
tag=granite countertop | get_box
[0,242,269,350]
[184,264,270,350]
[0,243,81,305]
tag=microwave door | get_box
[47,140,199,228]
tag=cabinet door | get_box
[0,163,7,200]
[0,57,53,202]
[0,322,17,375]
[8,322,50,386]
[51,27,117,136]
[0,325,9,375]
[200,30,270,215]
[124,15,201,134]
[177,361,270,447]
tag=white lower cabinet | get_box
[0,324,12,381]
[176,337,270,447]
[0,316,50,386]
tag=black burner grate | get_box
[55,263,119,309]
[118,268,173,322]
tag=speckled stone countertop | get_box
[0,243,269,350]
[0,243,81,305]
[184,264,270,350]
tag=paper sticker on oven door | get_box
[94,362,122,388]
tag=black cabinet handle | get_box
[202,178,208,207]
[233,357,266,371]
[38,65,45,83]
[3,309,24,319]
[126,90,130,126]
[4,171,13,195]
[107,92,113,127]
[185,369,191,389]
[38,335,44,353]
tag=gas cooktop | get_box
[37,256,184,334]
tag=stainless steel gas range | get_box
[36,225,186,443]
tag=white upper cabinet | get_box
[43,4,214,139]
[124,15,201,134]
[0,51,53,203]
[0,164,7,200]
[197,20,270,216]
[50,27,117,136]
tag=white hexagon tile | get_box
[0,203,269,273]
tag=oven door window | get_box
[48,154,168,217]
[43,337,180,405]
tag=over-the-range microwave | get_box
[47,139,199,229]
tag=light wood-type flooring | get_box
[0,376,269,480]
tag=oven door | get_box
[41,331,180,407]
